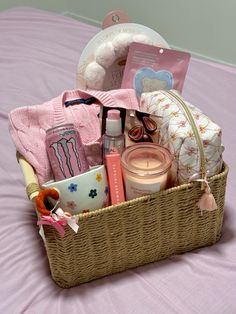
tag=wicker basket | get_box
[31,162,228,288]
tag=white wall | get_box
[1,0,235,66]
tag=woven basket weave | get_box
[40,162,228,288]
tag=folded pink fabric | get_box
[9,88,139,184]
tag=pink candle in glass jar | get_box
[121,143,172,200]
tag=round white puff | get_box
[112,33,134,58]
[133,34,152,45]
[95,42,116,68]
[84,61,106,89]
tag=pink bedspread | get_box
[1,7,236,314]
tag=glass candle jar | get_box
[121,143,172,200]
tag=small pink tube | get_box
[105,153,125,205]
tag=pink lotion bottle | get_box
[103,109,125,161]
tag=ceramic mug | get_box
[41,165,109,214]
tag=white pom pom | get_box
[112,33,133,58]
[95,42,116,68]
[133,34,152,45]
[84,62,106,90]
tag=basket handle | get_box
[16,151,40,201]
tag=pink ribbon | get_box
[37,208,79,237]
[55,208,79,234]
[37,215,67,237]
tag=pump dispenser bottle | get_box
[103,109,125,160]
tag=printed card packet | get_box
[121,42,191,97]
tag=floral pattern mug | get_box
[41,165,109,214]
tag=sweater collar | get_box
[52,88,116,126]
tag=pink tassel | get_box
[197,186,217,214]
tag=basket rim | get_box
[76,161,229,221]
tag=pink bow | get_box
[37,215,67,237]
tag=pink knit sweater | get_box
[9,88,139,184]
